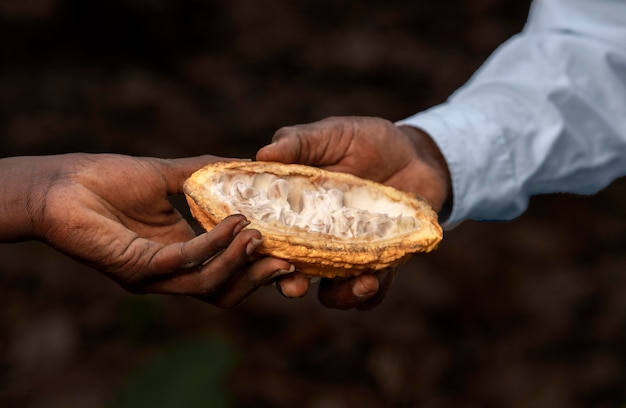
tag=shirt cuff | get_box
[397,101,527,228]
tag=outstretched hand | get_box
[1,153,293,308]
[256,116,450,310]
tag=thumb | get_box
[258,117,357,166]
[256,130,303,164]
[157,155,243,195]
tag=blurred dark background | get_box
[2,0,626,407]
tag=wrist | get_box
[397,125,452,215]
[0,157,39,241]
[0,156,62,242]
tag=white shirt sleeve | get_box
[397,0,626,228]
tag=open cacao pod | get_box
[183,161,442,278]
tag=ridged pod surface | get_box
[184,161,442,278]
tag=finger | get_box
[275,272,312,298]
[318,273,380,310]
[256,118,352,165]
[356,268,397,311]
[147,214,249,274]
[143,227,261,296]
[154,155,243,195]
[204,258,295,309]
[256,129,303,164]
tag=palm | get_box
[40,155,196,279]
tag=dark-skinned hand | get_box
[0,153,293,308]
[256,116,450,310]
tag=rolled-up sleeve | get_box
[398,0,626,228]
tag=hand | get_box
[1,153,293,308]
[276,268,398,311]
[256,116,451,309]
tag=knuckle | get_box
[247,265,274,283]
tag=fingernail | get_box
[272,264,295,278]
[233,219,250,236]
[246,237,263,255]
[353,280,376,298]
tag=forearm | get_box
[399,0,626,227]
[0,155,75,242]
[0,156,47,241]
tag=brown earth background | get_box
[2,1,626,407]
